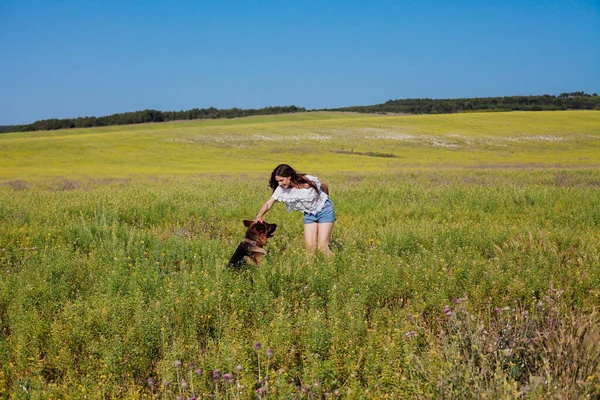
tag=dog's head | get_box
[243,220,277,242]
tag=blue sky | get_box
[1,0,598,125]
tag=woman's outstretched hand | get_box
[256,198,275,223]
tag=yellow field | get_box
[1,111,600,398]
[1,111,599,182]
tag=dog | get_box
[228,220,277,268]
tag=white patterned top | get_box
[271,175,329,215]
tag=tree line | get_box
[2,92,598,133]
[328,92,600,114]
[0,105,305,133]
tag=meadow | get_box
[1,110,599,181]
[1,111,599,399]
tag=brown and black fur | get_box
[228,220,277,268]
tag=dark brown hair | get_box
[269,164,319,193]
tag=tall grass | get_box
[1,169,599,398]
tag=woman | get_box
[255,164,336,255]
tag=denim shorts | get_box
[304,199,336,224]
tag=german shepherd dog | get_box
[228,220,277,268]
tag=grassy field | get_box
[1,111,599,398]
[1,111,599,181]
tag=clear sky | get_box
[1,0,598,125]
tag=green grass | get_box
[1,111,599,181]
[0,112,599,398]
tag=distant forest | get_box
[330,92,600,114]
[0,105,305,133]
[1,92,598,133]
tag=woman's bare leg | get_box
[316,222,334,256]
[304,223,318,253]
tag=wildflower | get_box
[195,368,203,376]
[188,362,196,370]
[313,380,320,389]
[254,342,262,351]
[223,373,233,383]
[494,307,503,313]
[163,381,170,390]
[235,365,243,373]
[172,360,182,368]
[334,389,341,397]
[265,348,273,358]
[213,369,221,382]
[405,331,417,337]
[147,377,155,387]
[257,388,264,397]
[181,379,188,390]
[443,306,453,317]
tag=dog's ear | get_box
[267,224,277,238]
[243,220,254,227]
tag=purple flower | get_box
[405,331,417,337]
[147,377,155,387]
[172,360,182,368]
[265,348,273,358]
[223,373,233,383]
[163,381,170,390]
[213,369,221,382]
[257,388,264,397]
[254,342,262,351]
[494,307,503,313]
[188,362,196,370]
[443,306,453,317]
[181,379,188,390]
[195,368,203,376]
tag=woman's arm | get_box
[256,197,277,222]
